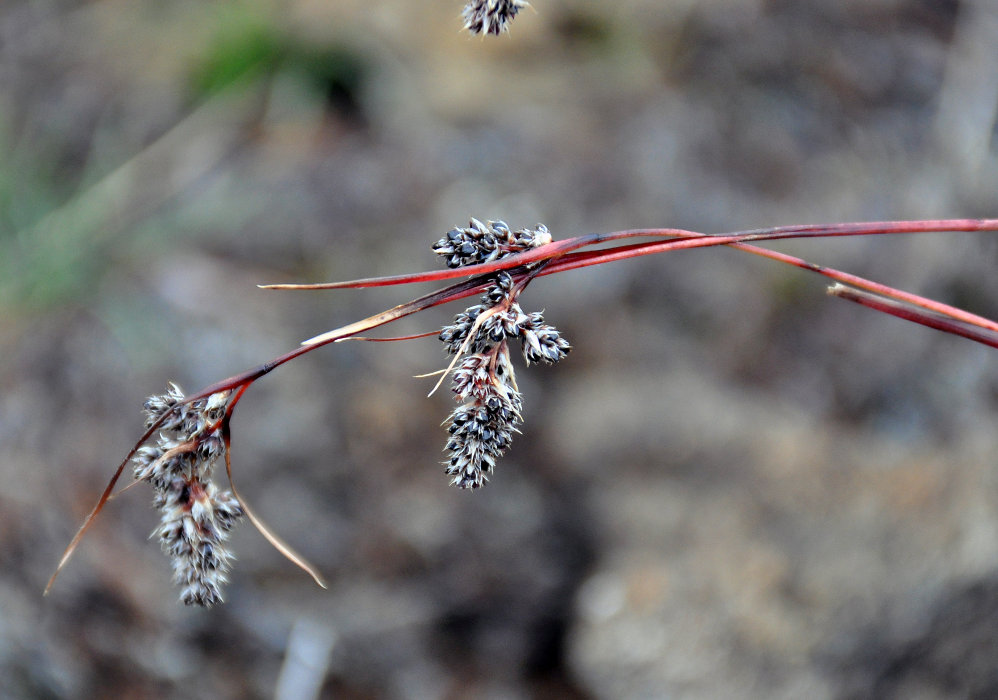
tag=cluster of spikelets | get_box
[462,0,528,35]
[433,218,551,269]
[434,219,571,488]
[132,383,243,606]
[43,0,539,613]
[114,221,567,603]
[120,221,568,602]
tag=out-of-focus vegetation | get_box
[3,1,998,698]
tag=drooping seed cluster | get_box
[437,221,569,488]
[444,344,523,488]
[133,383,243,606]
[432,218,552,269]
[439,271,571,365]
[462,0,529,35]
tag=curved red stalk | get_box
[260,219,998,291]
[828,285,998,349]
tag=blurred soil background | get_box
[3,0,998,697]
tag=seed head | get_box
[432,219,550,269]
[143,382,185,430]
[156,479,242,607]
[434,219,567,488]
[520,313,571,365]
[462,0,529,35]
[134,385,244,606]
[444,346,522,488]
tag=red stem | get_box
[829,285,998,349]
[538,236,998,335]
[262,219,998,290]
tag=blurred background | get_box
[3,0,998,697]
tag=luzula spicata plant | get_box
[45,217,998,605]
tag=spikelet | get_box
[462,0,529,36]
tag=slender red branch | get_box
[541,220,998,277]
[45,407,179,595]
[828,284,998,350]
[179,272,498,403]
[260,219,998,291]
[337,330,443,342]
[534,235,998,335]
[730,243,998,334]
[278,219,998,346]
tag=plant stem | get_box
[828,284,998,349]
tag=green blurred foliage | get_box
[188,4,368,116]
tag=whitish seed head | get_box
[155,477,243,607]
[462,0,529,35]
[143,383,186,430]
[133,384,243,606]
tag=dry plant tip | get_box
[223,445,328,590]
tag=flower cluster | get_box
[133,384,243,606]
[437,221,569,488]
[432,218,552,269]
[462,0,528,35]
